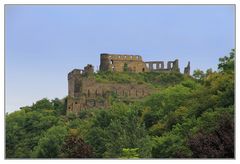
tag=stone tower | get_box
[67,64,102,113]
[84,64,94,75]
[184,61,191,75]
[67,69,84,113]
[100,53,148,72]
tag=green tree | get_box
[218,49,234,73]
[206,68,213,77]
[193,69,205,81]
[6,107,60,158]
[85,127,108,158]
[52,98,67,115]
[103,118,152,158]
[142,111,159,128]
[92,110,112,128]
[32,98,53,111]
[6,110,26,158]
[152,133,192,158]
[121,148,140,159]
[32,126,68,158]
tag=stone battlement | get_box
[101,53,143,61]
[68,64,94,80]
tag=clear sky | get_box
[5,5,235,113]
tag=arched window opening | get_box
[110,60,113,64]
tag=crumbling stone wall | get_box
[67,68,154,114]
[145,59,180,72]
[184,61,191,75]
[100,53,148,72]
[99,53,180,73]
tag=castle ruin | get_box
[67,53,190,114]
[100,53,180,73]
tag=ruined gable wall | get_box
[145,59,180,72]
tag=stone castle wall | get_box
[100,53,148,72]
[67,69,153,114]
[99,53,181,73]
[67,53,190,114]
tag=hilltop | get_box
[6,50,234,158]
[66,53,190,114]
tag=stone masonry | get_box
[67,53,190,114]
[99,53,182,73]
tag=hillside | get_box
[6,49,235,158]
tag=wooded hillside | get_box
[6,49,235,158]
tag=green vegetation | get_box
[95,69,184,88]
[6,49,235,158]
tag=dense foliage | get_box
[6,50,235,158]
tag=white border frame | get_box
[0,0,239,163]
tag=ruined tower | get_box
[67,64,108,114]
[184,61,191,75]
[84,64,94,75]
[100,53,148,72]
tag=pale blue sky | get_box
[5,5,235,113]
